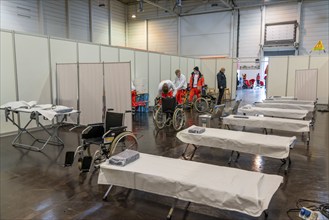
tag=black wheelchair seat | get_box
[162,97,177,113]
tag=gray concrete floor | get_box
[1,89,328,220]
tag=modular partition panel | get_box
[295,69,318,101]
[56,63,79,124]
[104,62,132,131]
[79,63,103,125]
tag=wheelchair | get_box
[154,97,186,131]
[194,85,217,113]
[64,109,138,172]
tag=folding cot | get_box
[254,102,314,112]
[238,105,308,120]
[177,125,297,173]
[98,153,283,219]
[1,101,79,151]
[223,115,312,146]
[263,99,316,105]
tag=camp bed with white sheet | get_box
[1,102,79,151]
[254,102,315,112]
[177,125,297,172]
[223,115,312,146]
[264,99,316,105]
[268,96,296,100]
[98,153,283,219]
[239,104,308,120]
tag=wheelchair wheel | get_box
[109,131,138,156]
[194,97,209,113]
[173,108,186,131]
[152,104,160,121]
[155,107,166,129]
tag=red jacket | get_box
[189,72,205,89]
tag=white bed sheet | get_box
[1,103,78,120]
[268,96,296,100]
[223,115,311,132]
[254,103,314,112]
[264,99,315,105]
[239,105,308,119]
[98,153,283,217]
[176,125,296,159]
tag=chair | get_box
[223,99,242,116]
[64,109,138,172]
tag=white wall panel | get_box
[127,21,146,50]
[201,59,216,89]
[43,0,67,38]
[0,0,40,34]
[180,57,188,78]
[194,59,201,69]
[170,56,180,81]
[15,34,51,128]
[231,60,238,99]
[160,55,171,81]
[310,56,329,104]
[101,46,119,62]
[135,51,148,93]
[149,53,161,105]
[286,56,309,96]
[111,0,126,47]
[180,12,231,57]
[267,56,288,97]
[265,3,298,24]
[300,0,329,55]
[69,0,90,41]
[91,0,109,45]
[119,49,135,80]
[78,43,100,62]
[0,31,17,134]
[239,7,261,58]
[50,39,77,104]
[187,58,195,75]
[148,18,178,55]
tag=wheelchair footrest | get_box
[81,156,92,172]
[64,151,75,167]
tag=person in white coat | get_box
[173,69,187,104]
[158,80,177,98]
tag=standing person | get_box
[256,73,260,86]
[217,67,227,105]
[189,66,204,102]
[158,80,177,98]
[173,69,187,104]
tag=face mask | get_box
[194,71,198,74]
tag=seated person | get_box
[158,80,177,98]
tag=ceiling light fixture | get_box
[138,0,144,12]
[132,14,136,18]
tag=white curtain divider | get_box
[79,63,103,125]
[104,63,132,131]
[56,64,79,124]
[295,69,318,101]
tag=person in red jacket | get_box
[189,66,205,102]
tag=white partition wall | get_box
[310,56,329,104]
[170,56,180,80]
[201,59,216,89]
[187,58,195,74]
[0,31,17,134]
[194,59,201,70]
[160,55,171,81]
[267,57,289,98]
[104,63,132,131]
[135,51,148,93]
[149,53,161,105]
[101,46,119,62]
[79,63,103,125]
[231,61,238,99]
[286,56,309,96]
[78,43,100,62]
[119,49,135,80]
[50,39,78,104]
[295,69,318,101]
[180,57,188,77]
[15,34,52,128]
